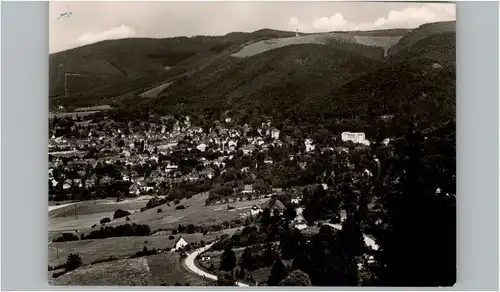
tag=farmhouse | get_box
[173,236,188,251]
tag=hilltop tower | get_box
[296,28,299,38]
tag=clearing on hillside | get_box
[231,33,403,58]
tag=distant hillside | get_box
[49,29,299,100]
[388,21,456,56]
[299,58,456,126]
[49,21,455,119]
[390,32,455,64]
[150,43,386,116]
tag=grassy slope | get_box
[108,193,270,232]
[48,232,218,267]
[51,257,152,286]
[51,252,208,286]
[49,193,269,236]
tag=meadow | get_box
[51,258,152,286]
[48,232,220,267]
[105,192,270,232]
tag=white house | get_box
[271,128,280,140]
[197,143,207,152]
[304,139,315,153]
[264,157,274,164]
[225,117,232,123]
[228,140,238,150]
[341,132,371,146]
[173,236,188,251]
[165,164,178,173]
[250,205,262,216]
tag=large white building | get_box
[341,132,370,146]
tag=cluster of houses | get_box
[49,112,385,201]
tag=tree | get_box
[279,270,311,286]
[240,247,255,271]
[268,258,288,286]
[260,208,271,228]
[65,253,82,271]
[220,247,237,273]
[283,204,297,224]
[186,224,195,234]
[113,209,131,219]
[100,217,111,224]
[371,123,456,286]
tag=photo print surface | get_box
[48,1,456,287]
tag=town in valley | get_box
[48,2,456,287]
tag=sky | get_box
[49,1,456,53]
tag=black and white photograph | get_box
[48,1,456,287]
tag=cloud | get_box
[74,25,136,45]
[313,13,348,31]
[288,3,455,32]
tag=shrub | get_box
[83,223,151,240]
[279,270,311,286]
[53,232,79,242]
[113,209,131,219]
[126,216,131,221]
[65,253,82,271]
[175,205,186,210]
[100,217,111,224]
[172,229,178,235]
[174,199,181,205]
[186,224,195,234]
[169,235,175,240]
[157,208,163,213]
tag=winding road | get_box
[183,223,378,286]
[184,242,250,287]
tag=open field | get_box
[106,193,270,232]
[48,196,155,233]
[51,257,152,286]
[231,33,403,58]
[74,105,113,112]
[49,111,100,119]
[48,193,266,236]
[48,232,220,267]
[139,81,173,98]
